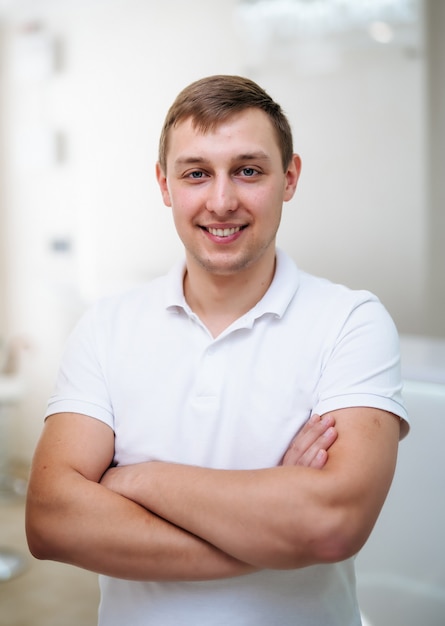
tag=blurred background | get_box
[0,0,444,624]
[0,0,443,463]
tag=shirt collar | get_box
[164,248,300,322]
[251,248,300,320]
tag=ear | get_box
[283,154,302,202]
[156,162,172,207]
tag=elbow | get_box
[25,501,63,561]
[308,508,374,564]
[311,531,364,565]
[26,516,53,561]
[249,502,375,569]
[26,525,69,563]
[256,512,369,570]
[270,504,374,568]
[27,534,50,561]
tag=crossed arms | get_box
[25,407,400,581]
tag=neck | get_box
[184,251,276,338]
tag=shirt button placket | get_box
[195,343,220,400]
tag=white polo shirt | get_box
[46,249,408,625]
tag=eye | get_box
[187,170,207,179]
[239,167,259,177]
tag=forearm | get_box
[26,470,255,581]
[102,409,399,570]
[100,414,341,570]
[101,462,330,570]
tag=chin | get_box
[197,253,255,276]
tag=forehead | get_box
[166,109,281,163]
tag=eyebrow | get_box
[173,151,272,172]
[235,151,272,163]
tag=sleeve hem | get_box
[45,399,114,430]
[314,394,410,439]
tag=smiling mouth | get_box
[203,226,245,237]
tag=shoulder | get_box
[297,269,378,306]
[290,267,392,336]
[274,251,396,342]
[85,272,172,327]
[62,273,174,359]
[276,250,380,312]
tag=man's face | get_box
[156,108,301,278]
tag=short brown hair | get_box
[158,75,294,173]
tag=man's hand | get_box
[281,413,337,469]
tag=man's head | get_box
[158,75,294,174]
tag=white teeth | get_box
[207,226,241,237]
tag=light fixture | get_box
[235,0,419,42]
[234,0,420,73]
[368,20,395,44]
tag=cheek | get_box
[171,197,197,233]
[251,189,283,221]
[170,187,203,218]
[244,183,283,207]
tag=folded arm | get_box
[101,407,401,569]
[25,411,335,580]
[26,413,254,581]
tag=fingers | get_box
[310,448,328,470]
[281,413,338,469]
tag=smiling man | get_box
[157,107,300,337]
[26,75,408,626]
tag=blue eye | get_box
[190,171,204,179]
[241,168,257,177]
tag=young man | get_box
[26,75,408,625]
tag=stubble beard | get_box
[188,234,278,278]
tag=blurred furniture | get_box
[0,374,28,581]
[0,374,26,498]
[356,335,445,626]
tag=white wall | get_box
[0,22,8,338]
[0,0,436,462]
[0,0,246,461]
[425,0,445,337]
[267,49,426,330]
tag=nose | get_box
[205,175,238,215]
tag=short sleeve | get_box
[313,296,409,439]
[45,304,115,429]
